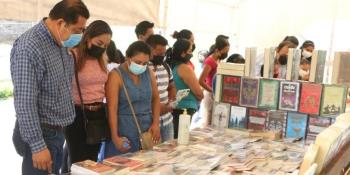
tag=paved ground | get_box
[0,98,21,174]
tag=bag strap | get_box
[71,51,88,123]
[115,68,143,136]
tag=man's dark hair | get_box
[227,54,245,64]
[216,35,229,43]
[214,37,230,51]
[135,21,154,37]
[283,36,299,47]
[49,0,90,24]
[126,41,151,58]
[146,34,168,48]
[301,40,315,49]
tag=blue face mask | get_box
[129,61,147,75]
[62,33,82,48]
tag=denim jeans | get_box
[160,115,174,142]
[21,126,65,175]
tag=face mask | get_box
[302,50,312,58]
[183,54,193,63]
[57,24,82,47]
[219,52,228,60]
[151,55,164,65]
[279,55,288,65]
[129,61,147,75]
[87,44,106,59]
[192,44,196,52]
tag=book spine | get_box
[331,52,341,84]
[263,48,270,78]
[245,48,251,77]
[309,51,319,82]
[215,74,223,102]
[249,47,257,77]
[315,50,327,83]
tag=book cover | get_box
[307,116,332,140]
[247,108,268,130]
[332,52,350,85]
[239,77,259,108]
[279,81,300,111]
[229,106,247,129]
[258,79,280,109]
[286,112,308,139]
[71,160,115,175]
[299,82,323,115]
[266,110,287,135]
[103,156,144,170]
[221,75,241,105]
[211,102,231,129]
[320,84,348,116]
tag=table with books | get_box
[71,127,307,175]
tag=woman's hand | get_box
[148,123,161,144]
[112,136,130,153]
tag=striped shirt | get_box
[10,20,75,153]
[149,62,173,125]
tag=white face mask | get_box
[302,50,313,58]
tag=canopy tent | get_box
[0,0,160,26]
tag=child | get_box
[299,59,310,81]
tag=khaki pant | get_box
[200,90,214,127]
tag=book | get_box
[266,110,287,136]
[332,52,350,85]
[103,156,144,170]
[239,77,260,108]
[263,47,276,78]
[247,108,268,130]
[229,106,247,129]
[221,75,241,105]
[278,81,300,111]
[286,48,301,81]
[211,102,231,129]
[217,69,244,76]
[299,82,323,115]
[244,47,257,77]
[307,116,332,140]
[258,79,280,109]
[71,160,115,175]
[217,62,245,77]
[214,74,223,102]
[309,50,327,83]
[320,84,348,116]
[286,112,308,139]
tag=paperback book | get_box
[212,102,231,129]
[279,81,300,111]
[258,79,280,109]
[266,110,287,136]
[247,108,268,130]
[221,75,241,105]
[286,112,308,139]
[71,160,115,175]
[239,77,260,108]
[299,82,323,115]
[332,52,350,85]
[307,116,332,140]
[309,50,327,83]
[229,106,248,129]
[320,84,348,116]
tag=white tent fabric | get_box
[0,0,160,26]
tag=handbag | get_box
[73,52,111,145]
[116,68,154,150]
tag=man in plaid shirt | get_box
[10,1,89,174]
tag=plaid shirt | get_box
[10,20,75,153]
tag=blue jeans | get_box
[160,115,174,142]
[22,126,65,175]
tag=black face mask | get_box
[183,54,193,63]
[219,52,228,60]
[279,55,288,65]
[87,44,106,59]
[192,43,196,52]
[151,55,165,65]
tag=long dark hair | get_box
[168,39,191,68]
[76,20,112,72]
[172,29,193,40]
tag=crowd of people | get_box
[10,1,316,174]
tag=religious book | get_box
[244,47,257,77]
[239,77,260,108]
[299,82,323,115]
[286,112,308,139]
[229,106,248,129]
[286,48,301,81]
[263,47,276,78]
[221,75,241,105]
[307,116,332,140]
[103,156,144,170]
[279,81,300,111]
[332,52,350,85]
[258,79,280,109]
[266,110,287,136]
[71,160,115,175]
[212,102,231,129]
[309,50,327,83]
[320,84,348,116]
[247,108,268,130]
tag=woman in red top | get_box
[199,37,230,127]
